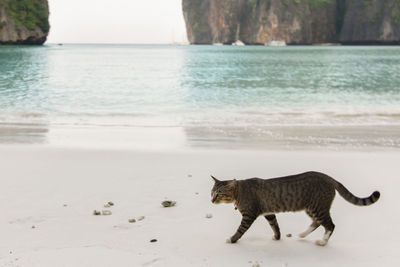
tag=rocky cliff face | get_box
[182,0,400,45]
[182,0,241,44]
[0,0,49,45]
[340,0,400,44]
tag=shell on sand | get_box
[104,201,114,208]
[102,210,112,216]
[161,201,176,207]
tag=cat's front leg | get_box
[227,213,257,243]
[265,214,281,240]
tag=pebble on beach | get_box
[93,210,101,216]
[102,210,112,216]
[137,216,145,221]
[150,239,157,243]
[104,201,114,208]
[161,200,176,207]
[128,219,136,223]
[205,213,213,219]
[286,233,292,238]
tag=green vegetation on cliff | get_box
[393,9,400,23]
[291,0,334,9]
[308,0,334,10]
[3,0,49,32]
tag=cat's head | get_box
[211,176,237,204]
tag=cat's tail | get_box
[333,180,380,206]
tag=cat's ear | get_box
[211,175,220,183]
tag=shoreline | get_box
[0,145,399,266]
[1,122,400,152]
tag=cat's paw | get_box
[226,237,237,243]
[272,235,281,241]
[298,233,307,238]
[315,240,327,246]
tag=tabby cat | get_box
[211,171,380,246]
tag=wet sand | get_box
[2,122,400,151]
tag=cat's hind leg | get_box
[315,214,335,246]
[264,214,281,240]
[299,210,320,238]
[299,221,320,238]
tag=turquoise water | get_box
[1,44,400,149]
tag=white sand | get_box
[0,146,398,266]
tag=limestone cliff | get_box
[182,0,400,45]
[0,0,49,45]
[238,0,338,44]
[340,0,400,44]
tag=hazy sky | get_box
[47,0,188,44]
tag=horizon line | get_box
[45,42,190,45]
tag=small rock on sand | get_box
[102,210,112,216]
[104,201,114,208]
[150,239,157,243]
[286,233,292,238]
[205,213,213,219]
[93,210,101,216]
[137,216,145,221]
[188,174,192,178]
[161,201,176,207]
[128,219,136,223]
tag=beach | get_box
[1,44,399,266]
[0,145,398,266]
[1,0,400,264]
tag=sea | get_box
[1,44,400,150]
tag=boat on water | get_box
[232,40,245,46]
[266,40,287,47]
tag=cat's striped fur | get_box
[211,171,380,246]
